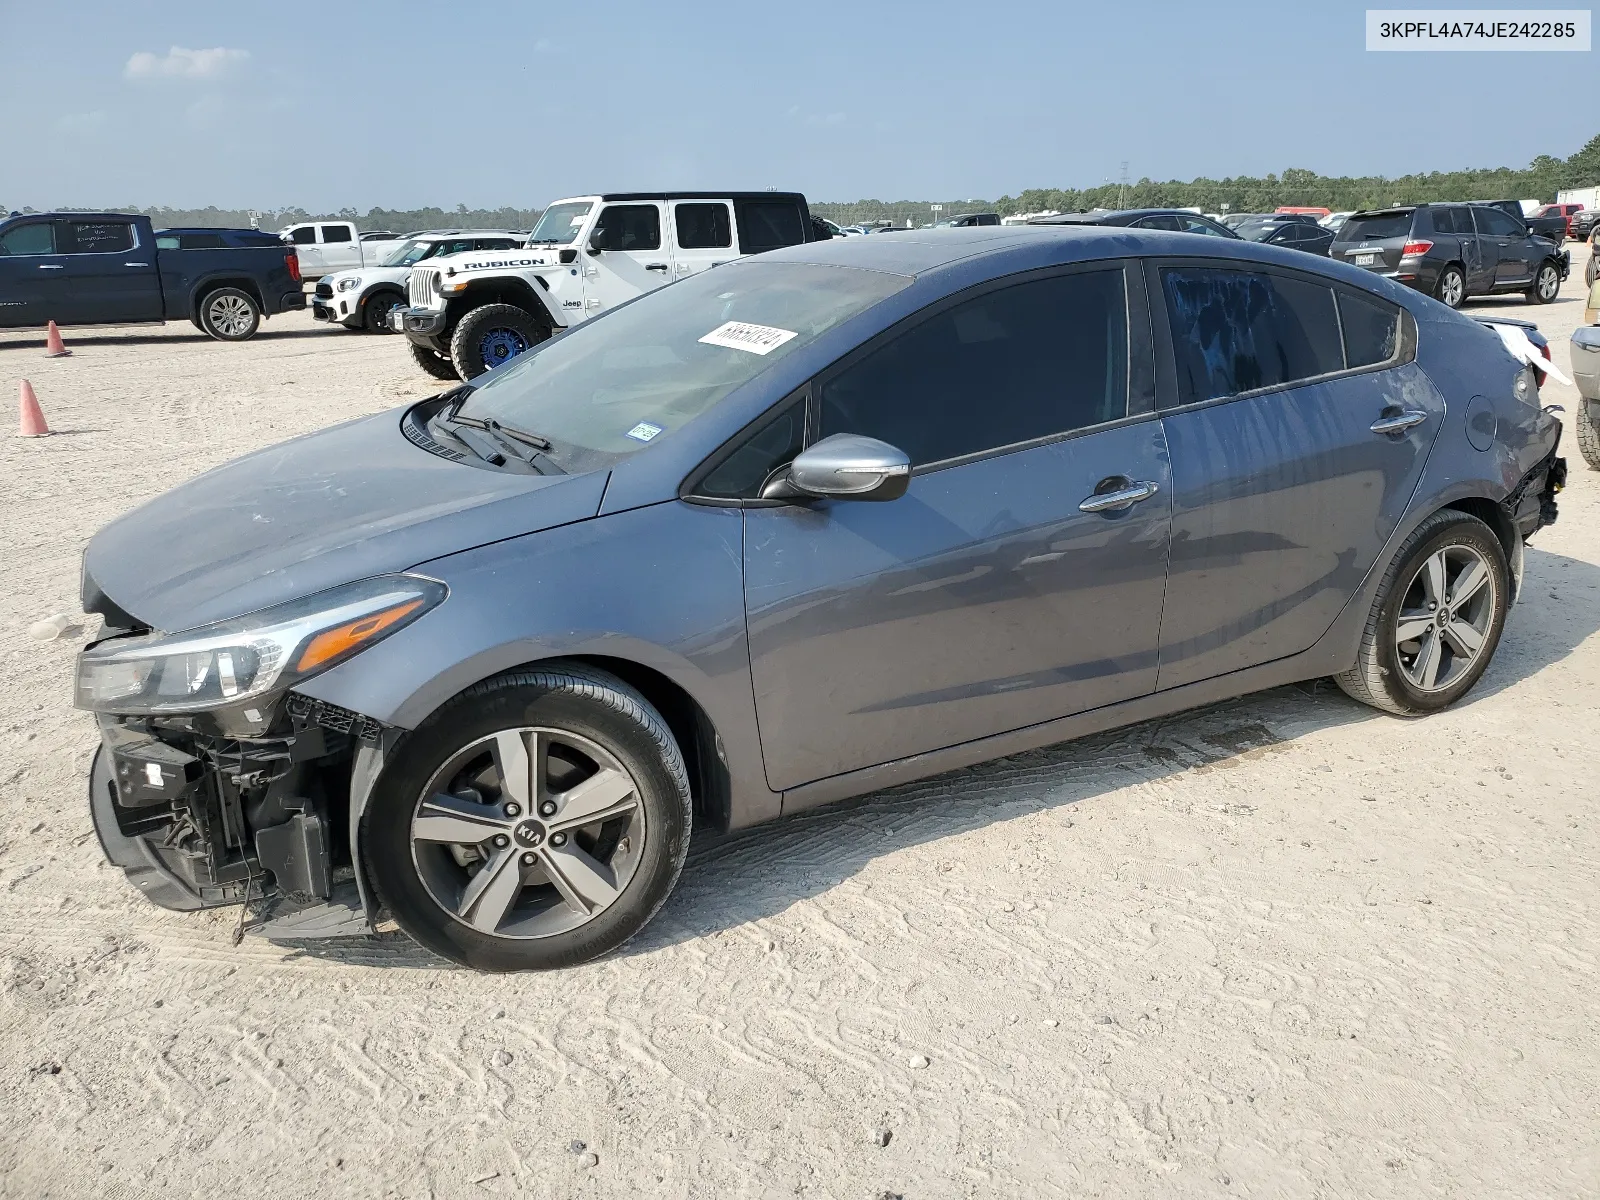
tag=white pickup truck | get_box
[279,221,407,279]
[391,191,819,379]
[311,231,527,333]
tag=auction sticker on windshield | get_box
[626,421,665,443]
[699,321,799,356]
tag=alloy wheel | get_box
[1392,544,1496,692]
[1440,271,1464,307]
[1538,265,1560,300]
[409,726,645,939]
[207,293,255,336]
[478,328,529,372]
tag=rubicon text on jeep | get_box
[393,192,819,380]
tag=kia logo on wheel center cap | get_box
[513,820,546,848]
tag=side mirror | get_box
[763,434,911,502]
[586,237,603,257]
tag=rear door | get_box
[285,225,320,275]
[0,218,65,327]
[319,223,359,273]
[668,200,736,281]
[1429,207,1486,291]
[580,201,672,314]
[54,219,161,324]
[1473,204,1530,288]
[1151,261,1443,689]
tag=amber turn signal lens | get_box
[294,599,424,673]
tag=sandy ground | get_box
[0,262,1596,1200]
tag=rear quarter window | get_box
[735,200,807,254]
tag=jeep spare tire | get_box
[450,304,549,380]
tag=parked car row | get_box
[312,231,529,333]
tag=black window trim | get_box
[682,258,1155,504]
[1145,256,1417,415]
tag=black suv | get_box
[1028,208,1239,238]
[1331,204,1568,309]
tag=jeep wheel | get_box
[363,665,692,972]
[1334,510,1508,716]
[1527,262,1561,304]
[1435,266,1466,310]
[199,287,261,341]
[364,291,404,333]
[409,340,460,381]
[1577,402,1600,471]
[449,304,549,381]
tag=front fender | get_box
[295,499,779,830]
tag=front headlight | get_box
[337,276,361,292]
[75,575,446,715]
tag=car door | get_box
[284,225,320,275]
[580,202,672,315]
[1471,205,1524,288]
[0,218,66,327]
[319,224,359,273]
[668,200,736,282]
[54,219,161,323]
[739,263,1174,792]
[1151,261,1443,690]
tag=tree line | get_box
[18,134,1599,231]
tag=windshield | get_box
[526,202,594,245]
[382,239,441,267]
[456,262,910,473]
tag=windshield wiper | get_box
[444,408,562,473]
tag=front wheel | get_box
[364,291,404,333]
[408,339,460,381]
[1434,266,1466,310]
[199,287,261,340]
[1527,261,1561,304]
[449,303,549,381]
[363,666,692,972]
[1335,511,1509,715]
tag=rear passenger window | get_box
[321,225,353,243]
[1337,290,1401,368]
[1162,267,1344,403]
[819,269,1129,467]
[675,203,732,249]
[735,200,807,254]
[64,222,135,254]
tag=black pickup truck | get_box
[1479,199,1569,242]
[0,213,304,341]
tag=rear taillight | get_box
[1401,240,1433,257]
[286,252,301,284]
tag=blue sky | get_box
[1,0,1593,210]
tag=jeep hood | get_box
[83,408,608,632]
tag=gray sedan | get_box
[76,227,1565,971]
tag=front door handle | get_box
[1079,479,1160,513]
[124,262,149,267]
[1370,409,1429,435]
[38,264,64,270]
[645,263,669,272]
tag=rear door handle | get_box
[645,263,669,272]
[38,264,63,270]
[124,262,149,267]
[1079,480,1160,513]
[1370,409,1429,435]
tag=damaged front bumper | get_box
[88,693,386,936]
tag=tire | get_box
[1334,511,1509,716]
[449,303,549,381]
[363,291,404,333]
[1585,252,1597,289]
[1576,401,1600,471]
[198,287,261,341]
[1526,261,1561,304]
[409,339,460,381]
[1434,265,1466,310]
[363,665,693,972]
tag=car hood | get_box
[333,266,409,287]
[83,408,609,632]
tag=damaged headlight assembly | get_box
[75,575,446,717]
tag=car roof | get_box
[592,192,808,203]
[1028,208,1210,225]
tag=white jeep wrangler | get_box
[312,231,527,333]
[392,192,819,380]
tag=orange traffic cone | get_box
[18,380,49,437]
[44,321,71,358]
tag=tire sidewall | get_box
[450,304,547,380]
[408,339,461,380]
[200,287,261,340]
[1372,517,1508,713]
[364,676,691,972]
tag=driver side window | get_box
[0,222,57,256]
[590,205,662,252]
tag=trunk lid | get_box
[1331,209,1418,273]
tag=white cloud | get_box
[125,46,250,82]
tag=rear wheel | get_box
[1576,402,1600,471]
[363,291,404,333]
[363,666,692,972]
[1435,266,1466,309]
[1527,261,1560,304]
[449,303,549,381]
[409,339,460,381]
[1335,511,1508,715]
[199,287,261,340]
